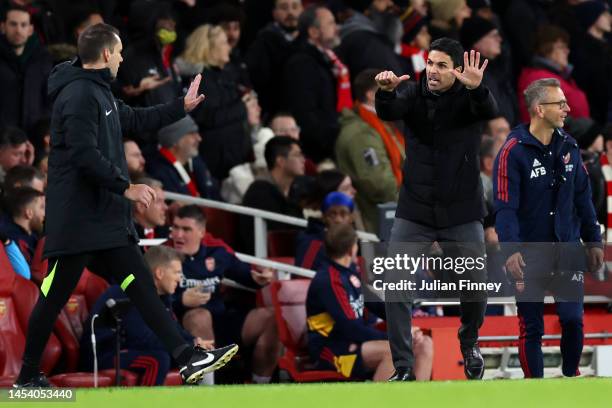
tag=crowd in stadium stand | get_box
[0,0,611,385]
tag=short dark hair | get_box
[353,68,380,103]
[176,205,206,226]
[2,5,31,22]
[3,187,44,218]
[429,37,464,68]
[4,165,43,190]
[77,23,120,64]
[325,223,357,259]
[208,3,245,25]
[268,111,295,126]
[298,5,324,37]
[0,126,28,149]
[264,136,299,170]
[534,24,569,57]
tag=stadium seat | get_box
[162,370,182,386]
[204,207,238,248]
[268,230,299,258]
[75,269,109,312]
[29,237,49,286]
[270,280,350,382]
[0,265,62,386]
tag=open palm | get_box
[452,50,489,90]
[184,73,206,112]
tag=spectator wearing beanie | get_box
[146,116,220,200]
[399,8,430,81]
[460,16,518,125]
[428,0,472,41]
[570,0,612,125]
[517,24,591,123]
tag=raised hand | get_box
[452,50,489,90]
[184,73,206,112]
[124,184,156,208]
[375,71,410,92]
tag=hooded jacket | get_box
[44,59,185,257]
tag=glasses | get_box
[539,100,568,109]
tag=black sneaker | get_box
[388,367,416,382]
[180,344,239,384]
[461,344,485,380]
[13,373,53,388]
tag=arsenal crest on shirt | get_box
[349,274,361,288]
[205,257,216,272]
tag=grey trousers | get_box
[385,217,488,370]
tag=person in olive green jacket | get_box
[335,69,405,233]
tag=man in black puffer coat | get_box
[15,23,238,388]
[375,38,498,382]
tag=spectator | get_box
[428,0,472,41]
[296,191,354,271]
[118,2,182,110]
[146,116,219,200]
[282,5,346,162]
[306,223,433,381]
[246,0,303,117]
[335,0,405,84]
[80,246,206,386]
[486,116,511,156]
[177,24,255,180]
[65,5,104,45]
[171,206,279,384]
[208,2,251,89]
[302,169,357,212]
[239,136,305,254]
[124,139,146,181]
[336,68,404,233]
[269,111,301,140]
[399,9,430,81]
[598,124,612,236]
[133,177,169,241]
[4,165,44,192]
[0,186,44,263]
[0,126,33,183]
[460,16,519,125]
[517,25,590,123]
[570,0,612,125]
[0,5,53,134]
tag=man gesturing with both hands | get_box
[374,38,498,381]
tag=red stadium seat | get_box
[29,237,49,286]
[75,269,109,312]
[268,230,299,258]
[50,373,113,387]
[270,280,350,382]
[204,207,238,248]
[162,370,182,386]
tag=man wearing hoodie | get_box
[0,5,52,134]
[14,23,238,388]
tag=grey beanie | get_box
[157,116,199,148]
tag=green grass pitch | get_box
[7,378,612,408]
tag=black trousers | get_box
[21,244,189,374]
[384,218,488,370]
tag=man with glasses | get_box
[493,78,603,378]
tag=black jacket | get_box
[190,65,250,180]
[246,22,298,116]
[336,13,404,84]
[0,35,53,133]
[376,77,498,228]
[282,42,339,162]
[481,48,519,126]
[44,59,186,257]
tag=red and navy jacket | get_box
[295,218,326,270]
[306,258,386,358]
[493,124,601,250]
[174,237,259,319]
[0,217,39,263]
[79,285,193,371]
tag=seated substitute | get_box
[171,205,280,384]
[306,224,433,381]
